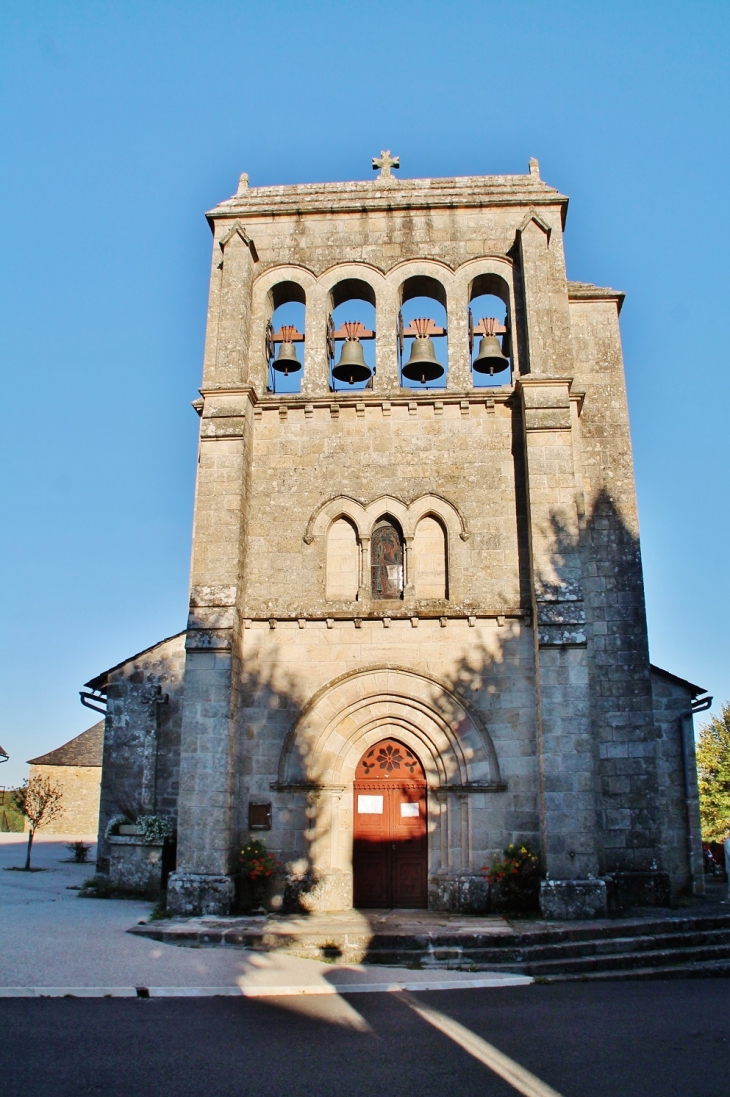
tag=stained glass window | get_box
[371,522,404,600]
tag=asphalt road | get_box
[2,979,728,1097]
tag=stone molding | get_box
[218,220,258,263]
[303,492,469,545]
[241,613,528,626]
[276,664,502,790]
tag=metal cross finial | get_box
[372,150,400,179]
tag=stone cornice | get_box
[567,280,625,313]
[206,174,569,226]
[197,384,517,410]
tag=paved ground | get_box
[0,835,526,994]
[1,979,728,1097]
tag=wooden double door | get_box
[353,738,428,909]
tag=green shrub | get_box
[66,841,92,863]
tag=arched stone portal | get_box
[276,667,503,911]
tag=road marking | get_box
[400,991,564,1097]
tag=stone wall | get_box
[651,668,704,895]
[26,764,100,835]
[569,292,661,877]
[232,619,538,909]
[95,633,185,872]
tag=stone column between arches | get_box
[276,667,504,913]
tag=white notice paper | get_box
[401,802,420,817]
[358,795,384,814]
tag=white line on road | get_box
[400,991,564,1097]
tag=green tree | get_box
[13,775,64,869]
[696,702,730,843]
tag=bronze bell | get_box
[473,318,509,375]
[332,338,372,385]
[401,319,445,384]
[272,326,302,376]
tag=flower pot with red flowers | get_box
[238,839,280,914]
[483,843,542,915]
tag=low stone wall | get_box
[108,836,166,894]
[429,873,490,913]
[539,879,608,920]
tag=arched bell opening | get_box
[267,281,306,394]
[328,279,376,391]
[468,274,511,388]
[353,736,428,909]
[370,516,405,601]
[398,276,448,389]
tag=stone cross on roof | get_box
[372,150,400,179]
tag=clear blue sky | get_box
[1,1,728,786]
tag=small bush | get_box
[484,843,541,914]
[66,841,91,863]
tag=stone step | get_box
[333,914,730,955]
[129,909,730,981]
[479,942,730,978]
[537,959,730,982]
[270,923,730,964]
[417,927,730,966]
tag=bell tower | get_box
[165,158,677,919]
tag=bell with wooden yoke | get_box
[401,318,445,384]
[272,325,302,376]
[473,317,509,376]
[332,324,372,385]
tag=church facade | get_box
[89,158,707,918]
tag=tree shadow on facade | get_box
[533,485,694,888]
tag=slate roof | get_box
[27,721,104,768]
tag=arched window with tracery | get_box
[370,518,404,600]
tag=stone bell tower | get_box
[165,156,699,918]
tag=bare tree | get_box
[13,776,64,869]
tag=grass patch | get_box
[148,896,169,921]
[0,797,25,832]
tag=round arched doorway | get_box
[353,737,428,909]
